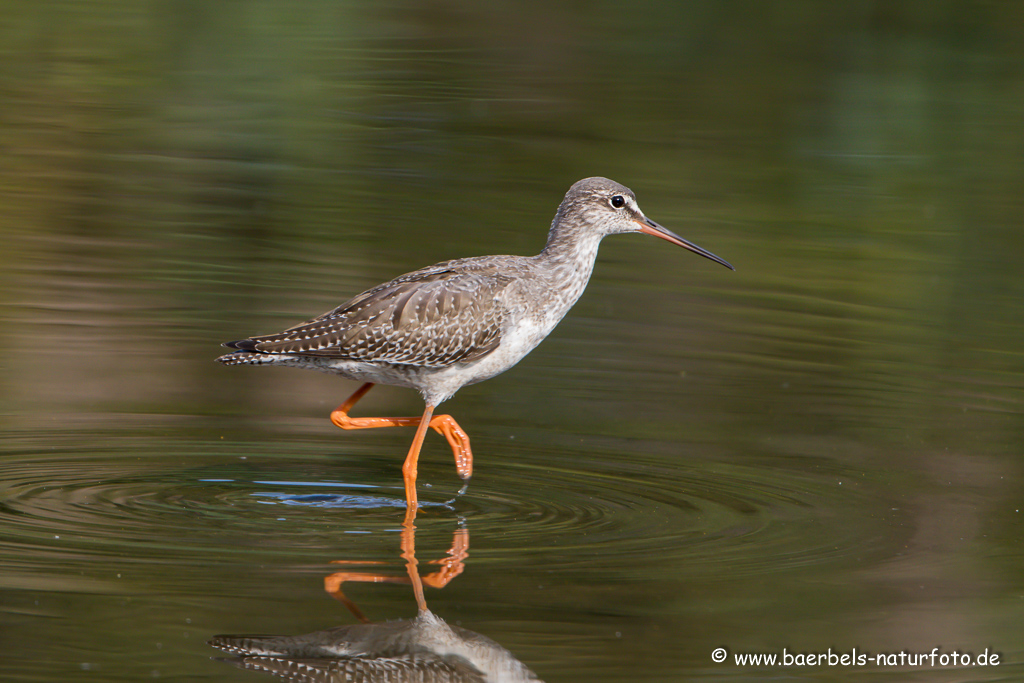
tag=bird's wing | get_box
[244,260,517,368]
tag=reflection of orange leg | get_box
[323,567,395,623]
[329,383,474,482]
[325,519,469,615]
[421,528,469,589]
[399,515,469,611]
[400,514,427,611]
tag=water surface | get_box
[2,3,1024,682]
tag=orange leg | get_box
[397,405,430,510]
[329,383,474,484]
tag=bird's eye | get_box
[610,195,626,209]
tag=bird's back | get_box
[221,255,535,370]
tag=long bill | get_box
[636,218,735,271]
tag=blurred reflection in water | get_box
[212,511,541,682]
[213,610,540,683]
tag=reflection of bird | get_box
[218,177,733,508]
[209,609,542,682]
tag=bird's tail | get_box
[216,351,275,366]
[217,338,277,365]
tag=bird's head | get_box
[556,177,734,270]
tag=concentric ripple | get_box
[0,425,900,583]
[435,437,896,577]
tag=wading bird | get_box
[218,177,733,509]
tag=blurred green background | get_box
[1,2,1023,682]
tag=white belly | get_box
[405,315,555,405]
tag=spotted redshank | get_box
[218,177,733,509]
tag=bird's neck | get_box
[535,217,605,305]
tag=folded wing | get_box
[238,262,514,368]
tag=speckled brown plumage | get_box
[224,261,515,368]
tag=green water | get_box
[2,2,1023,681]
